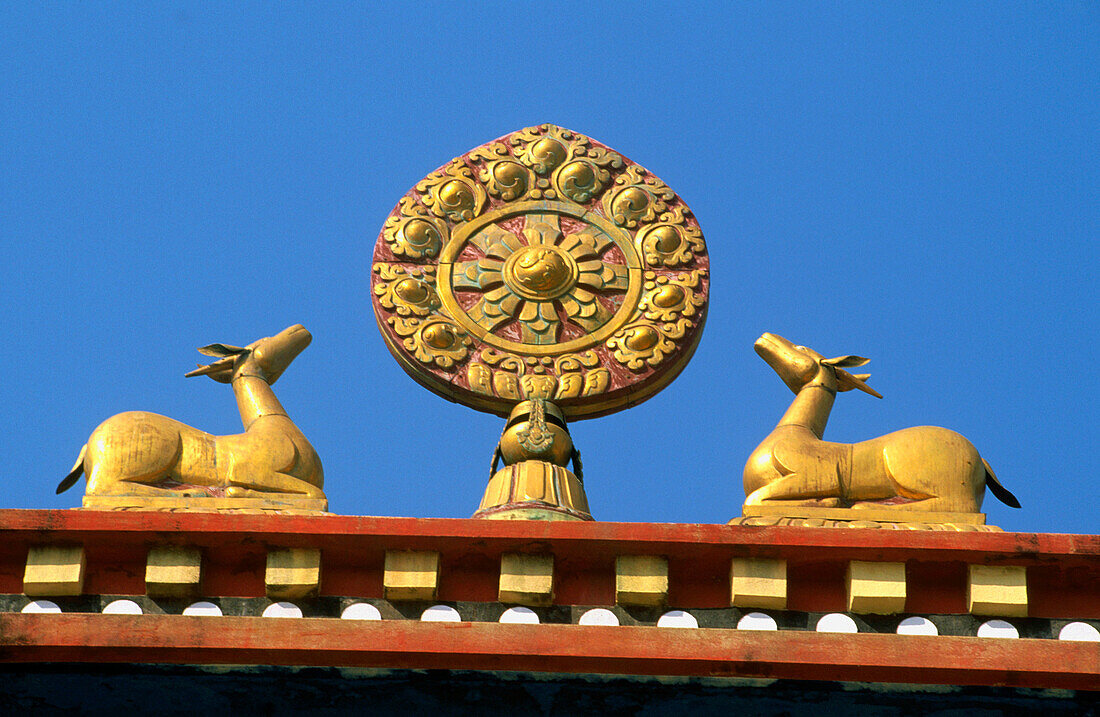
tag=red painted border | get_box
[1,510,1098,615]
[1,614,1096,691]
[2,509,1097,560]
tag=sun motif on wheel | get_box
[372,124,709,419]
[449,212,629,346]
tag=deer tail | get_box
[56,444,87,494]
[983,458,1020,508]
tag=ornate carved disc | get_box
[371,124,709,419]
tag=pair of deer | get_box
[59,326,1018,514]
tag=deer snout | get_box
[281,324,311,341]
[754,332,786,359]
[274,324,312,354]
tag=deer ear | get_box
[836,368,883,398]
[197,343,247,357]
[822,355,870,368]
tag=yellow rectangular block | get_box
[499,553,554,606]
[616,555,668,607]
[730,557,787,610]
[383,550,440,602]
[265,548,321,600]
[968,565,1028,617]
[24,545,86,597]
[847,560,907,614]
[145,546,203,598]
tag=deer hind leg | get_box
[83,414,184,496]
[860,428,983,513]
[87,475,182,497]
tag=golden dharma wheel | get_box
[371,124,709,420]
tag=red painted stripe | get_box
[0,614,1096,690]
[2,510,1097,561]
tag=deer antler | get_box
[185,343,248,383]
[835,368,882,398]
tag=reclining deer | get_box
[57,324,325,502]
[743,333,1018,513]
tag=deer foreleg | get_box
[744,471,841,506]
[225,472,324,499]
[849,496,978,513]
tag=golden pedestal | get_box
[82,494,328,514]
[740,504,986,525]
[474,460,592,522]
[732,504,1002,531]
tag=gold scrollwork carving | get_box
[553,157,613,204]
[388,316,471,369]
[636,207,705,267]
[482,158,535,201]
[553,350,603,399]
[606,317,693,371]
[581,369,610,396]
[638,270,706,323]
[373,263,441,316]
[381,197,449,260]
[465,348,608,401]
[471,142,537,202]
[520,374,557,399]
[509,125,575,174]
[467,362,493,395]
[602,165,676,229]
[553,350,600,373]
[481,348,527,372]
[502,125,624,204]
[606,270,705,370]
[416,160,487,223]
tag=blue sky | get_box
[2,4,1096,533]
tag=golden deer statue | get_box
[743,333,1018,514]
[57,324,325,504]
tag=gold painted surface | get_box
[372,124,709,421]
[616,555,669,607]
[383,550,440,602]
[24,545,86,597]
[476,399,592,521]
[742,333,1020,517]
[730,557,787,610]
[741,505,986,525]
[265,548,322,600]
[373,126,711,519]
[377,320,705,421]
[437,201,643,355]
[847,561,907,615]
[478,507,585,522]
[968,564,1028,617]
[729,515,1003,531]
[57,325,326,510]
[499,553,555,606]
[146,546,203,598]
[475,462,591,521]
[82,495,328,512]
